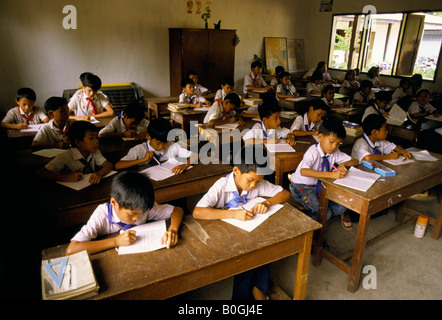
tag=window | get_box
[328,11,442,81]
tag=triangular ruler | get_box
[43,257,69,288]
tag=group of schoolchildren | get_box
[1,60,438,300]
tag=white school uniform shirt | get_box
[214,89,241,101]
[276,83,297,101]
[339,80,360,95]
[33,119,76,144]
[243,72,268,94]
[408,102,436,115]
[390,87,408,106]
[119,140,191,163]
[370,77,383,88]
[179,92,206,105]
[98,112,149,136]
[195,83,208,94]
[362,103,385,122]
[351,134,397,163]
[290,143,351,186]
[2,106,48,125]
[321,97,344,107]
[71,202,174,242]
[195,171,283,209]
[290,113,322,132]
[242,122,290,141]
[68,89,110,117]
[203,100,236,123]
[353,91,375,104]
[44,147,108,173]
[306,82,323,97]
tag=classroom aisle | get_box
[174,189,442,300]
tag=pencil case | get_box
[343,121,361,128]
[363,160,396,176]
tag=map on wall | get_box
[287,39,306,73]
[264,37,288,75]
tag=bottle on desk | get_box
[414,215,429,238]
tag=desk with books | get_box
[42,203,322,300]
[313,153,442,293]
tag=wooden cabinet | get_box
[169,28,237,96]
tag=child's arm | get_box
[161,207,184,248]
[66,230,137,256]
[171,152,198,174]
[32,140,70,150]
[1,122,28,130]
[251,189,290,214]
[114,151,154,170]
[292,129,318,137]
[89,160,114,184]
[301,157,359,180]
[36,167,84,182]
[208,116,237,127]
[193,207,255,221]
[394,146,412,159]
[94,104,115,118]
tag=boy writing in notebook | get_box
[361,90,391,122]
[36,121,113,184]
[290,99,329,137]
[32,97,75,150]
[66,171,184,255]
[179,78,211,108]
[98,102,149,139]
[1,88,48,130]
[289,118,359,230]
[203,92,245,126]
[242,99,296,146]
[352,80,374,107]
[115,117,197,173]
[243,61,273,96]
[351,114,412,163]
[193,145,290,300]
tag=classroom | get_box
[0,0,441,303]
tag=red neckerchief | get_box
[52,120,70,137]
[18,106,34,124]
[218,99,230,120]
[83,91,98,115]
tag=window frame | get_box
[327,9,442,83]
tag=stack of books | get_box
[41,250,99,300]
[343,121,363,136]
[243,98,263,107]
[167,103,189,112]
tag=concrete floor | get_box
[174,189,442,300]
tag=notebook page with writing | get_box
[265,142,296,153]
[222,197,283,232]
[139,158,193,181]
[118,220,167,255]
[56,171,117,191]
[333,167,381,192]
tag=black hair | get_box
[318,117,346,140]
[279,71,291,79]
[224,93,241,108]
[123,102,146,122]
[186,70,197,78]
[251,61,262,69]
[345,69,355,80]
[354,68,360,75]
[317,61,326,69]
[311,70,323,82]
[375,90,391,103]
[309,98,329,112]
[399,77,411,87]
[359,80,374,90]
[110,171,155,212]
[221,77,234,86]
[80,72,102,91]
[16,88,36,101]
[181,78,194,88]
[147,117,172,143]
[67,120,99,148]
[258,99,281,120]
[44,97,68,113]
[362,114,386,136]
[322,84,335,96]
[411,74,423,86]
[275,66,285,75]
[233,145,271,175]
[367,66,380,79]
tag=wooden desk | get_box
[170,109,208,136]
[313,154,442,292]
[246,90,276,100]
[42,203,322,300]
[39,163,233,229]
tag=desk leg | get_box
[313,184,328,267]
[274,160,283,186]
[348,204,371,293]
[432,197,442,240]
[293,231,313,300]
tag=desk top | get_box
[42,203,321,300]
[319,152,442,214]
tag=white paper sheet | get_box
[215,123,239,130]
[32,148,68,158]
[139,158,192,181]
[407,150,438,162]
[383,156,415,165]
[265,143,296,153]
[20,123,45,132]
[222,197,284,232]
[333,167,381,192]
[118,220,167,255]
[56,171,117,190]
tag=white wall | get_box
[0,0,307,112]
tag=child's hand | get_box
[124,130,137,138]
[89,173,102,184]
[387,152,399,160]
[17,123,29,129]
[236,116,246,126]
[402,151,412,159]
[143,151,154,162]
[251,201,270,214]
[116,230,137,247]
[57,141,70,149]
[78,115,90,121]
[382,112,389,118]
[171,164,189,175]
[311,129,319,135]
[266,137,280,144]
[227,117,237,124]
[161,230,178,249]
[331,170,347,179]
[285,135,296,146]
[64,172,84,182]
[234,209,255,221]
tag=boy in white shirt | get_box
[179,78,211,108]
[243,61,273,96]
[276,72,299,101]
[352,80,375,107]
[193,145,290,300]
[322,85,346,108]
[68,72,115,121]
[351,114,411,163]
[306,70,323,97]
[203,93,244,126]
[66,171,184,255]
[289,119,358,229]
[361,91,391,122]
[290,99,328,137]
[115,117,196,174]
[32,97,75,150]
[186,70,208,95]
[390,78,411,107]
[408,88,438,119]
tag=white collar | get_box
[225,172,248,196]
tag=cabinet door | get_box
[207,31,236,91]
[182,30,210,88]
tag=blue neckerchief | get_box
[225,172,248,208]
[118,111,129,131]
[363,134,382,155]
[146,141,163,163]
[108,203,136,230]
[260,122,268,138]
[283,84,292,95]
[316,155,330,195]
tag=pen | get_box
[152,155,162,166]
[331,164,339,172]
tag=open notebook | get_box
[333,167,381,192]
[118,220,167,255]
[222,197,283,232]
[57,171,117,191]
[139,158,192,181]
